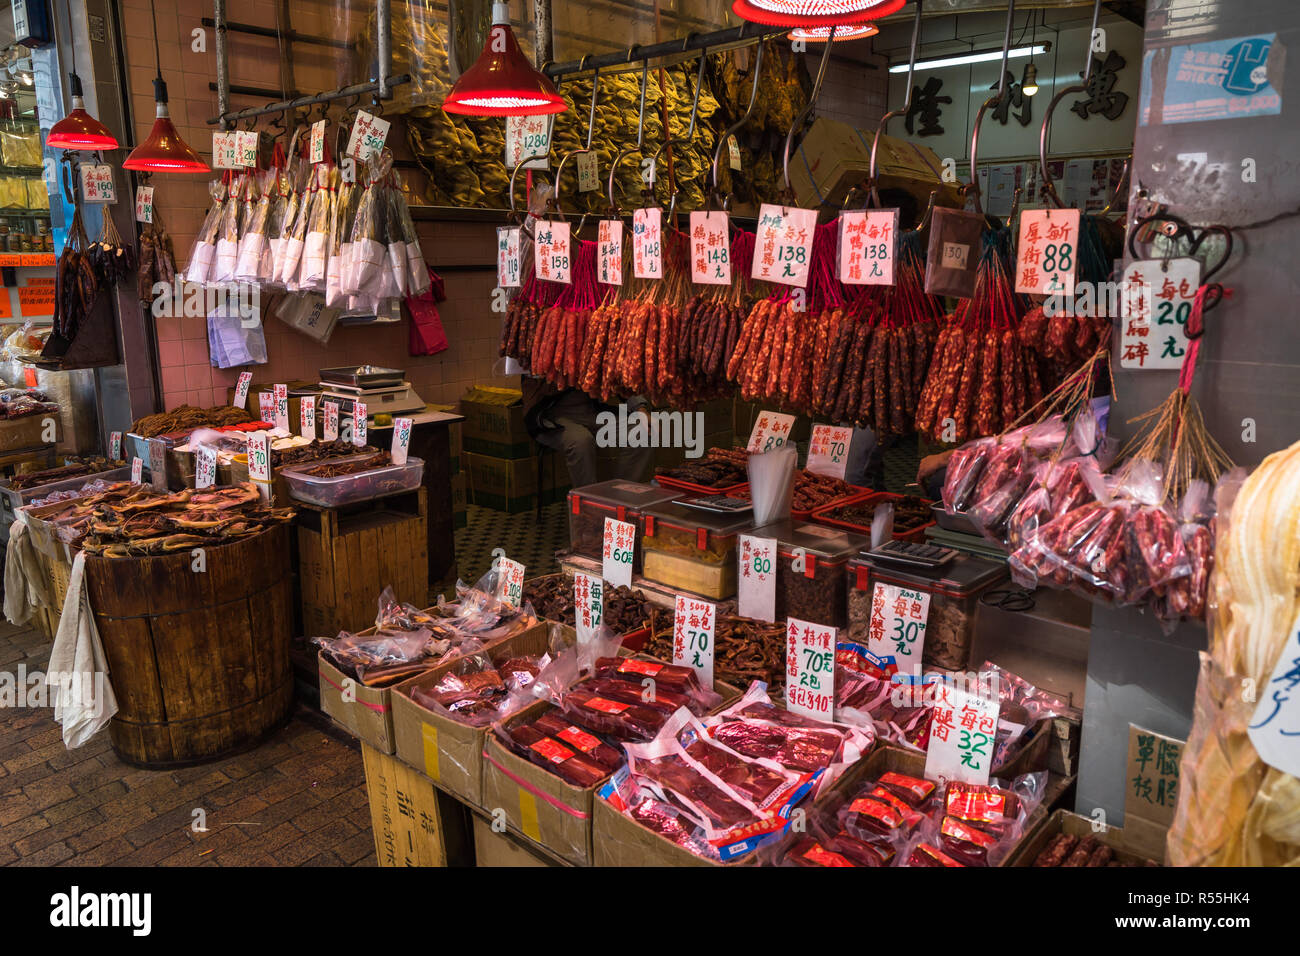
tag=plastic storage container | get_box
[751,519,869,629]
[640,502,753,600]
[811,492,937,542]
[566,480,682,570]
[845,552,1007,672]
[281,455,424,507]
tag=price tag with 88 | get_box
[391,417,413,466]
[576,151,599,193]
[534,221,571,284]
[602,517,636,588]
[496,227,522,289]
[1014,209,1080,297]
[574,573,603,644]
[747,411,795,453]
[495,556,525,608]
[1119,257,1202,370]
[924,683,999,785]
[838,209,897,286]
[597,220,623,286]
[786,617,836,720]
[752,204,816,287]
[805,424,853,480]
[737,534,777,623]
[689,211,730,286]
[673,595,715,689]
[632,207,663,280]
[866,582,930,675]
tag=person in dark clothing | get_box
[521,378,652,489]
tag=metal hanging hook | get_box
[968,0,1018,215]
[1039,0,1103,209]
[864,0,922,210]
[646,54,707,224]
[606,57,650,213]
[783,27,838,198]
[710,41,765,211]
[552,64,603,234]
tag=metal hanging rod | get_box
[544,22,782,79]
[206,76,412,127]
[199,18,352,50]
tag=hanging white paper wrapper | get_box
[184,184,224,285]
[406,241,430,297]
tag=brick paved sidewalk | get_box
[0,621,375,867]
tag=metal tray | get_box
[930,502,981,536]
[318,365,406,388]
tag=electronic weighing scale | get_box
[318,366,427,420]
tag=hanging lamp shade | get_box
[123,78,208,173]
[46,73,118,150]
[789,21,880,41]
[442,2,566,116]
[734,0,904,28]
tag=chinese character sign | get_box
[212,131,240,169]
[391,417,413,466]
[925,683,999,785]
[195,446,217,490]
[131,457,143,484]
[109,431,122,461]
[1015,209,1080,296]
[866,583,930,674]
[258,390,274,425]
[574,573,604,644]
[597,219,624,286]
[673,595,715,689]
[135,186,154,223]
[752,204,816,287]
[148,440,168,492]
[632,208,663,280]
[495,556,526,608]
[346,111,391,163]
[786,617,836,720]
[310,119,327,163]
[273,384,290,431]
[689,211,731,285]
[300,395,317,440]
[233,372,253,410]
[79,165,116,204]
[576,151,599,193]
[805,424,853,480]
[247,433,273,503]
[747,411,796,453]
[322,401,339,442]
[496,227,522,288]
[602,517,636,588]
[737,534,777,623]
[353,402,368,446]
[505,115,553,169]
[235,130,259,168]
[1248,610,1300,778]
[838,209,898,286]
[1125,725,1184,824]
[533,221,572,284]
[1120,258,1201,370]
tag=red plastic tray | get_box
[728,485,872,522]
[809,491,937,542]
[652,475,749,498]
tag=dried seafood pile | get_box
[645,607,786,696]
[293,452,392,478]
[131,404,254,438]
[6,457,123,490]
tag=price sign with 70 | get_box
[786,617,836,720]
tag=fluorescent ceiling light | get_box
[890,43,1049,73]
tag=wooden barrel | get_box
[85,522,295,768]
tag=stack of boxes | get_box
[460,386,569,514]
[428,403,466,528]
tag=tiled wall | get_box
[816,53,891,131]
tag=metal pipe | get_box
[199,17,352,50]
[534,0,553,67]
[1039,0,1103,208]
[867,0,922,208]
[710,41,764,207]
[783,27,837,195]
[968,0,1016,215]
[207,75,411,125]
[377,0,391,98]
[214,0,230,130]
[546,22,773,78]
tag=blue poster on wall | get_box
[1140,33,1284,125]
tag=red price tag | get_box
[689,211,731,286]
[597,220,623,286]
[632,207,663,280]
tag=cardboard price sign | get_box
[212,131,240,169]
[925,683,999,785]
[602,517,636,588]
[496,556,526,608]
[148,440,167,491]
[805,424,853,480]
[322,401,339,442]
[574,573,603,644]
[785,617,836,720]
[505,115,553,170]
[673,595,716,689]
[79,164,116,203]
[632,207,663,280]
[391,417,413,466]
[109,431,122,460]
[752,204,816,287]
[1120,258,1202,370]
[747,410,796,453]
[689,211,730,285]
[737,534,777,623]
[346,111,391,162]
[576,151,599,193]
[135,186,155,223]
[310,120,327,164]
[1123,724,1185,859]
[534,221,571,284]
[1249,610,1300,779]
[353,402,368,446]
[233,371,253,409]
[1015,209,1081,296]
[235,130,259,168]
[866,582,930,674]
[496,227,522,289]
[839,209,897,286]
[300,396,316,439]
[195,446,218,490]
[597,220,623,286]
[273,384,290,431]
[131,457,143,484]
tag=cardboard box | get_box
[391,622,559,807]
[361,742,454,866]
[1002,808,1160,867]
[460,386,531,459]
[0,413,58,453]
[464,450,569,514]
[1122,725,1183,862]
[471,813,556,867]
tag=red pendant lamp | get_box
[734,0,905,28]
[46,0,118,151]
[789,21,880,41]
[123,0,208,172]
[442,2,567,116]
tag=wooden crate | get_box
[297,487,429,638]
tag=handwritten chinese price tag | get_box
[496,227,522,289]
[534,220,571,284]
[310,120,326,164]
[322,401,339,442]
[353,402,368,446]
[346,111,391,163]
[737,534,777,623]
[235,130,259,168]
[602,517,636,588]
[391,417,413,466]
[299,396,316,440]
[258,390,274,425]
[505,115,552,170]
[496,556,525,608]
[805,424,853,480]
[148,440,167,491]
[728,135,741,171]
[786,617,836,720]
[632,207,663,280]
[247,433,272,503]
[747,410,796,453]
[134,186,154,223]
[689,211,730,285]
[925,683,999,785]
[1015,209,1080,296]
[1249,610,1300,778]
[79,165,115,203]
[941,241,969,271]
[109,431,122,460]
[195,446,217,490]
[273,384,289,431]
[233,371,253,409]
[866,582,930,674]
[131,457,143,484]
[674,595,716,689]
[1119,258,1201,370]
[597,219,623,286]
[838,209,897,286]
[212,131,240,169]
[574,572,603,644]
[752,204,816,287]
[576,151,599,193]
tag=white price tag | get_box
[212,131,240,169]
[737,534,777,623]
[310,120,327,164]
[597,219,623,286]
[195,446,217,490]
[148,440,167,491]
[689,211,730,285]
[1015,209,1081,296]
[496,227,522,289]
[865,583,930,674]
[79,164,115,203]
[496,556,526,608]
[505,115,553,170]
[273,383,289,431]
[576,151,599,193]
[747,410,796,453]
[805,424,853,480]
[632,207,663,280]
[925,683,1000,785]
[322,401,339,442]
[728,135,741,171]
[131,457,143,484]
[233,371,253,409]
[391,417,413,466]
[346,110,390,162]
[247,433,273,502]
[353,402,368,446]
[673,595,716,690]
[300,396,316,440]
[1249,610,1300,778]
[574,573,603,644]
[941,242,970,271]
[602,517,636,589]
[258,390,274,425]
[838,209,897,286]
[109,431,122,461]
[1119,257,1202,370]
[752,204,816,287]
[235,130,259,167]
[533,220,571,284]
[134,186,155,223]
[785,617,836,720]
